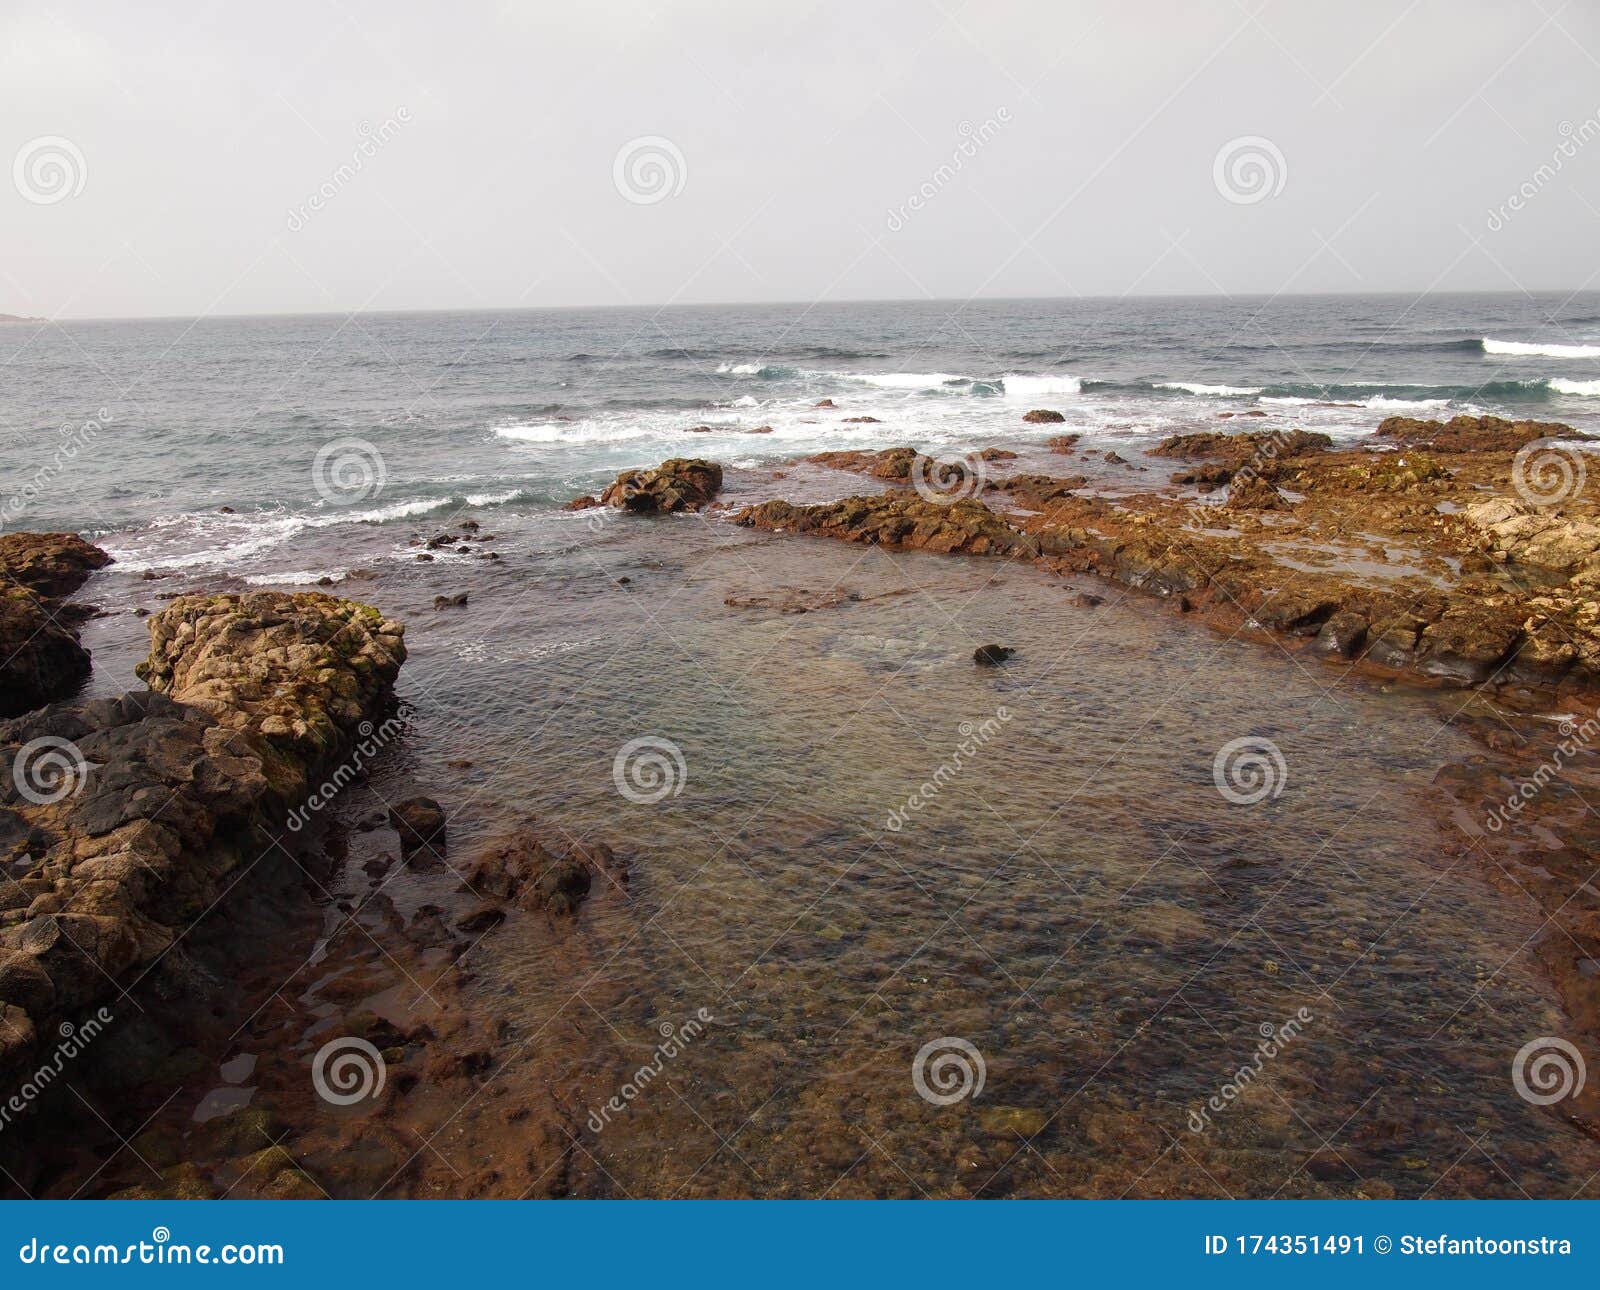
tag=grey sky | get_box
[4,0,1599,319]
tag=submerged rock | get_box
[973,644,1014,666]
[462,823,625,918]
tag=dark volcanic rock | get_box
[0,533,112,600]
[974,644,1014,666]
[597,459,723,514]
[0,591,406,1081]
[390,796,447,863]
[0,534,113,717]
[735,493,1038,558]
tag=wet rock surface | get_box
[0,533,112,718]
[596,458,723,513]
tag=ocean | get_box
[3,292,1600,575]
[6,292,1600,1196]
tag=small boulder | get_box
[390,797,446,862]
[1022,409,1065,424]
[973,644,1014,666]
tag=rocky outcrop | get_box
[137,592,405,799]
[736,493,1038,558]
[0,534,112,718]
[0,533,112,600]
[808,446,919,481]
[597,459,723,513]
[1375,414,1591,453]
[0,592,405,1081]
[1150,429,1332,462]
[1022,409,1065,424]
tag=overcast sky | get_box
[4,0,1599,319]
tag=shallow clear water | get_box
[35,297,1600,1196]
[80,509,1598,1198]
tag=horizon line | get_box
[9,285,1600,326]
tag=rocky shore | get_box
[0,556,641,1198]
[736,414,1600,702]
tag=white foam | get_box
[243,569,348,586]
[1155,381,1264,397]
[716,362,763,375]
[1260,395,1315,406]
[1362,396,1449,411]
[833,371,966,389]
[1552,377,1600,396]
[1000,373,1082,398]
[496,421,649,445]
[1483,338,1600,359]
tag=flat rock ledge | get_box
[0,591,405,1080]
